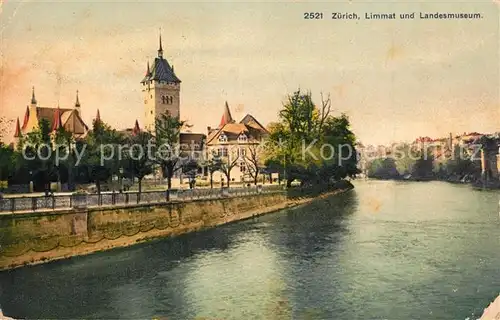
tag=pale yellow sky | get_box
[0,0,498,145]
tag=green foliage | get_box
[123,131,154,194]
[264,89,359,187]
[82,119,125,194]
[393,144,416,175]
[367,158,400,179]
[0,143,15,182]
[202,156,222,188]
[17,119,57,192]
[153,111,189,190]
[411,150,435,179]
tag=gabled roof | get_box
[240,114,268,133]
[34,107,87,135]
[207,118,267,145]
[36,107,73,131]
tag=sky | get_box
[0,0,498,145]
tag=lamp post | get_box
[119,167,124,192]
[29,171,33,193]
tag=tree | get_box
[411,149,435,180]
[182,159,199,189]
[124,131,154,200]
[218,146,239,188]
[20,119,56,194]
[265,89,359,187]
[53,126,74,190]
[0,144,15,188]
[244,144,261,185]
[203,156,222,189]
[393,143,416,176]
[153,112,189,199]
[367,157,400,179]
[83,119,123,195]
[321,113,359,180]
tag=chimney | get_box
[207,126,211,133]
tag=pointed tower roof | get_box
[75,90,80,108]
[52,107,62,131]
[14,117,22,138]
[140,33,181,84]
[219,101,234,127]
[158,29,163,58]
[132,120,141,135]
[95,109,101,123]
[31,86,37,105]
[21,106,30,130]
[141,61,152,83]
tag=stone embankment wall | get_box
[0,185,352,271]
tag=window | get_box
[218,134,228,143]
[219,147,228,157]
[238,147,246,157]
[238,134,248,143]
[161,95,174,105]
[240,162,246,172]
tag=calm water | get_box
[0,181,499,319]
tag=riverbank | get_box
[480,295,500,320]
[366,175,500,190]
[0,183,353,271]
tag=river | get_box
[0,180,499,319]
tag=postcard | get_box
[0,1,498,319]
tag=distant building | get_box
[13,88,88,148]
[206,102,268,183]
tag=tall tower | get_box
[141,32,181,133]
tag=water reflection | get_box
[0,181,499,320]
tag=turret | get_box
[74,90,81,116]
[132,120,141,136]
[219,101,234,127]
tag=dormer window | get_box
[219,133,228,143]
[238,133,248,143]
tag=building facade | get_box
[206,102,268,183]
[13,88,88,148]
[141,35,181,133]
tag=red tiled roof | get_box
[13,117,21,138]
[132,120,141,135]
[21,106,29,130]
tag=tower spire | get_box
[219,101,234,127]
[95,109,101,123]
[31,86,37,105]
[158,28,163,58]
[75,90,80,107]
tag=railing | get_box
[0,184,286,213]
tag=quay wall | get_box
[0,186,352,271]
